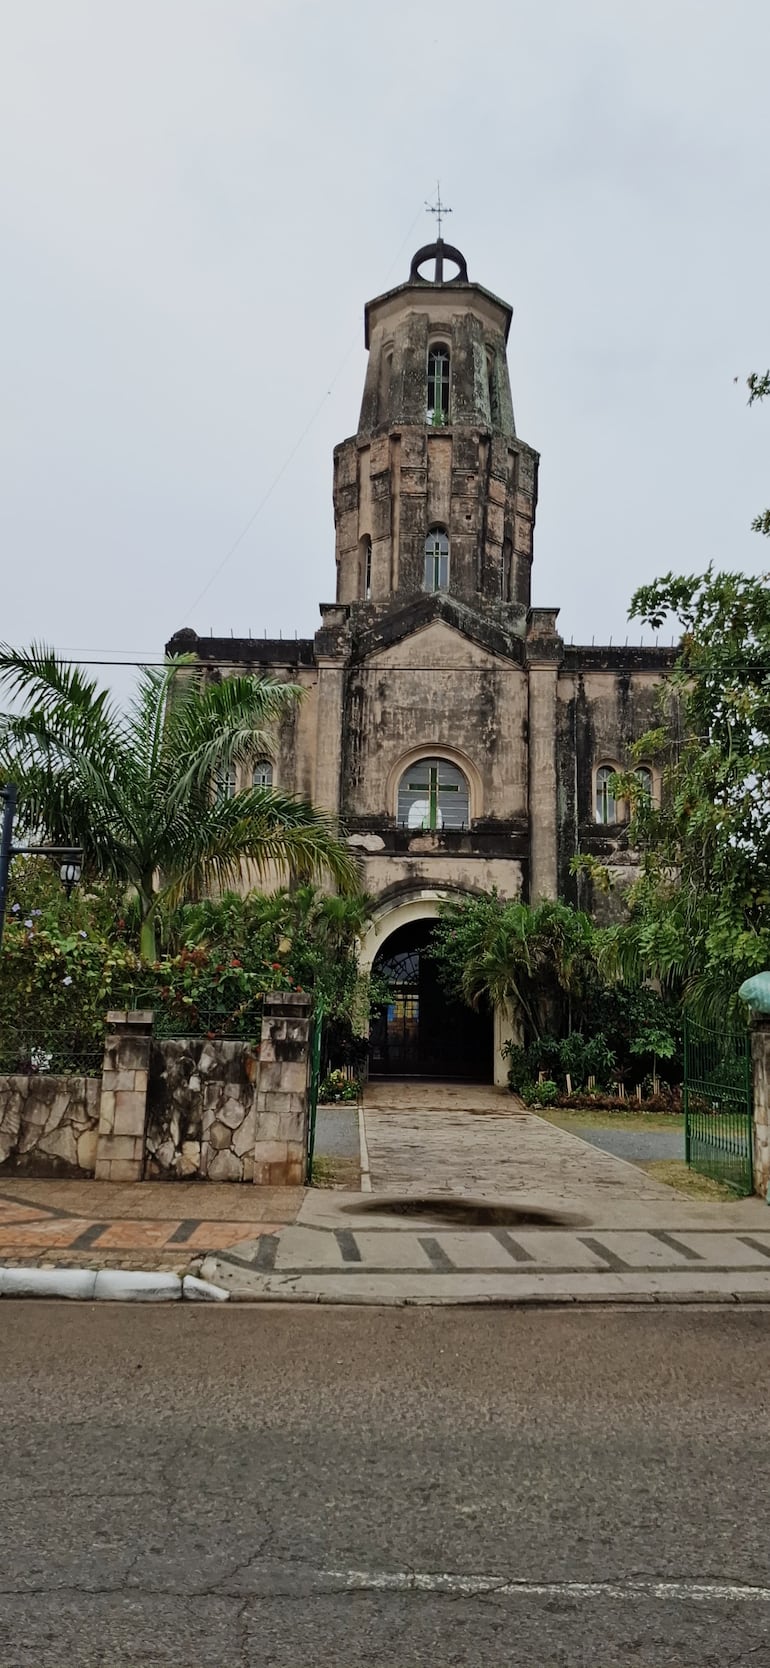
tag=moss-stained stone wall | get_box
[0,1075,100,1176]
[145,1039,259,1182]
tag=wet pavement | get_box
[567,1121,684,1164]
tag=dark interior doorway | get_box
[368,919,492,1080]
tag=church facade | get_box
[168,241,674,1082]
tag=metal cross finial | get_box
[425,182,452,241]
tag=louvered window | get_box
[424,528,449,592]
[427,343,450,424]
[397,758,470,831]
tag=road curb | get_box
[220,1291,770,1307]
[358,1103,372,1191]
[0,1267,229,1302]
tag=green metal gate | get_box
[683,1017,753,1195]
[305,1006,323,1183]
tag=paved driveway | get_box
[363,1079,685,1217]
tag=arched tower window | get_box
[424,527,449,592]
[397,757,469,831]
[427,343,450,425]
[595,765,618,825]
[252,760,273,789]
[361,536,372,600]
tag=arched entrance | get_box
[368,918,492,1080]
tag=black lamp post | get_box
[0,782,83,949]
[59,858,82,899]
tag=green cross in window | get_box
[407,763,458,830]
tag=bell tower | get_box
[332,239,539,624]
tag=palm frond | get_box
[0,642,122,752]
[154,787,359,909]
[160,675,301,807]
[126,657,198,781]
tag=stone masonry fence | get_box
[0,991,312,1185]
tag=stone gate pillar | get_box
[94,1011,152,1182]
[254,992,312,1186]
[751,1014,770,1198]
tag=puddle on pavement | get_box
[343,1196,587,1228]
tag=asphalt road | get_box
[2,1303,770,1667]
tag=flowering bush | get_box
[318,1070,362,1103]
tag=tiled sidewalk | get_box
[199,1204,770,1303]
[0,1180,303,1270]
[4,1082,770,1302]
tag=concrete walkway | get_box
[362,1079,677,1212]
[197,1080,770,1304]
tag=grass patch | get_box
[311,1154,361,1190]
[639,1159,743,1201]
[542,1109,684,1134]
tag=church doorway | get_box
[368,919,492,1080]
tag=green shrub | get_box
[522,1079,559,1108]
[503,1045,531,1094]
[506,1033,617,1095]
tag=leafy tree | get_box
[0,647,358,960]
[598,564,770,1019]
[0,870,374,1068]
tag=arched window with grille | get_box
[397,757,470,831]
[635,765,653,800]
[424,527,449,592]
[215,766,237,802]
[595,765,618,825]
[252,760,273,789]
[427,343,450,424]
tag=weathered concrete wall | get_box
[342,617,528,823]
[355,851,523,906]
[0,1075,100,1176]
[556,655,677,921]
[145,1038,259,1182]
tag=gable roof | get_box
[348,593,527,667]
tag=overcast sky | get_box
[2,0,768,698]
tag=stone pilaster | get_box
[526,608,563,904]
[94,1011,152,1182]
[254,992,312,1187]
[314,660,345,814]
[751,1015,770,1198]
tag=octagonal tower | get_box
[333,240,539,623]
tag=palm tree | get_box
[434,895,597,1041]
[0,645,359,961]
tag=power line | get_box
[0,653,681,671]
